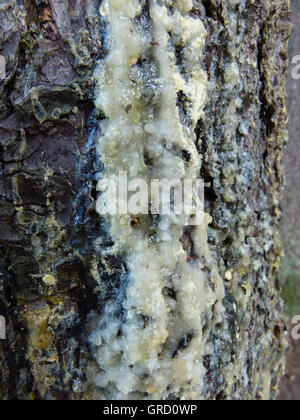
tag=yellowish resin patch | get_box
[92,0,225,399]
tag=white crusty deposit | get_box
[91,0,225,399]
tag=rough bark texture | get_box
[0,0,290,400]
[278,0,300,401]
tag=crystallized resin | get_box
[92,0,225,400]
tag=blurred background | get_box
[278,0,300,400]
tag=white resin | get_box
[92,0,225,400]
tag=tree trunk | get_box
[0,0,290,400]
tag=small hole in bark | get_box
[216,390,227,400]
[274,325,281,339]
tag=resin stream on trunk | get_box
[90,0,225,399]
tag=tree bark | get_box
[0,0,290,400]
